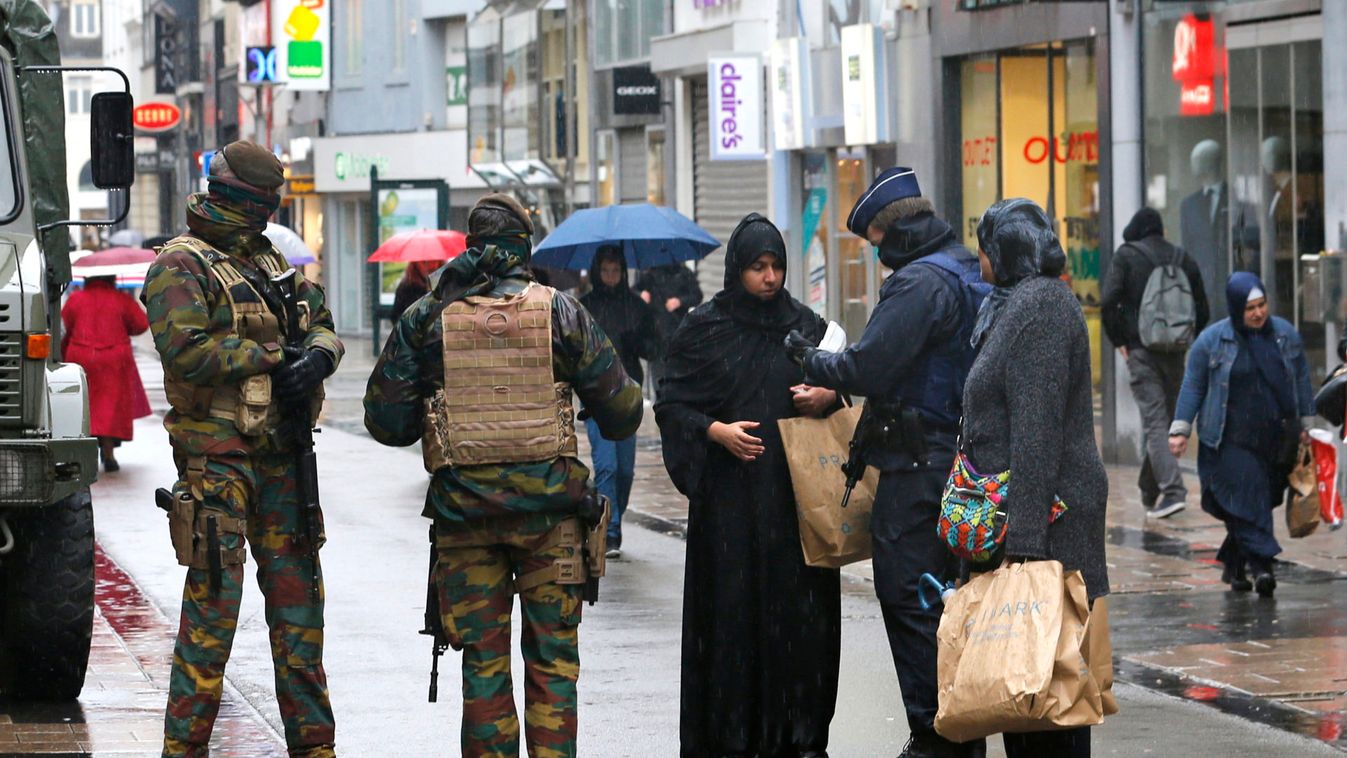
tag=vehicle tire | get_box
[0,489,95,700]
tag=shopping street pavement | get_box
[5,332,1345,756]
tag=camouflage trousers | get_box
[435,516,585,758]
[163,453,336,758]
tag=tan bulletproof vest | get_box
[422,283,577,471]
[159,236,316,437]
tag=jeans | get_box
[585,417,635,546]
[1127,348,1187,507]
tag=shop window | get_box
[835,148,871,340]
[1143,11,1326,378]
[955,40,1101,385]
[467,11,502,164]
[501,11,539,160]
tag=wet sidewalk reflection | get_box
[0,547,285,756]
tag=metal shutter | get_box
[692,78,768,298]
[618,127,647,204]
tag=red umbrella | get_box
[367,230,467,263]
[70,246,157,278]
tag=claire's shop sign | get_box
[707,54,764,161]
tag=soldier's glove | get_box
[783,329,818,367]
[273,347,334,402]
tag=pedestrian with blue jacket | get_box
[1168,272,1315,597]
[784,168,989,758]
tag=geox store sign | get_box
[613,66,661,115]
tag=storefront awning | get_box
[650,19,771,78]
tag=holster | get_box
[513,496,611,594]
[166,458,247,572]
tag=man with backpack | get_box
[1103,207,1210,518]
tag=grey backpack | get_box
[1136,244,1196,352]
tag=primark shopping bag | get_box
[934,560,1109,743]
[778,405,876,568]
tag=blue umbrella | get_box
[532,203,720,270]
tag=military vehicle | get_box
[0,0,134,700]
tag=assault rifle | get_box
[840,401,930,508]
[419,523,449,702]
[272,268,323,603]
[238,263,323,602]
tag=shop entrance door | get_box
[1226,16,1325,376]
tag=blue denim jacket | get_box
[1169,316,1315,449]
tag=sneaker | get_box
[605,547,622,560]
[1147,499,1186,519]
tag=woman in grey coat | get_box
[961,198,1109,758]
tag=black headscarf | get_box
[1122,207,1165,242]
[1227,272,1294,418]
[970,198,1067,348]
[712,213,802,334]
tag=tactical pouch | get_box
[235,374,272,436]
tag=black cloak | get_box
[655,213,841,757]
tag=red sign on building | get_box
[133,102,181,132]
[1172,14,1217,117]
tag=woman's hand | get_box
[1169,434,1189,457]
[708,421,765,462]
[791,384,836,418]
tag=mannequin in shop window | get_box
[1180,139,1257,317]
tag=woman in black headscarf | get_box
[962,198,1109,758]
[656,213,840,758]
[1169,272,1314,596]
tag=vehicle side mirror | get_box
[90,92,134,190]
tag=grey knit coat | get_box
[962,276,1110,599]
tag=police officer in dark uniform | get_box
[786,168,988,758]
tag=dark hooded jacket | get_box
[635,263,704,350]
[1101,207,1210,351]
[580,247,658,385]
[803,212,987,471]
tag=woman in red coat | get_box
[61,276,152,471]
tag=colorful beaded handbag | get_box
[937,446,1067,563]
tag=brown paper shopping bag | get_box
[1286,444,1321,538]
[777,405,877,568]
[934,560,1107,743]
[1082,597,1118,716]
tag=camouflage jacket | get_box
[142,234,344,457]
[363,276,643,526]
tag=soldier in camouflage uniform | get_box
[142,141,342,758]
[364,194,642,757]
